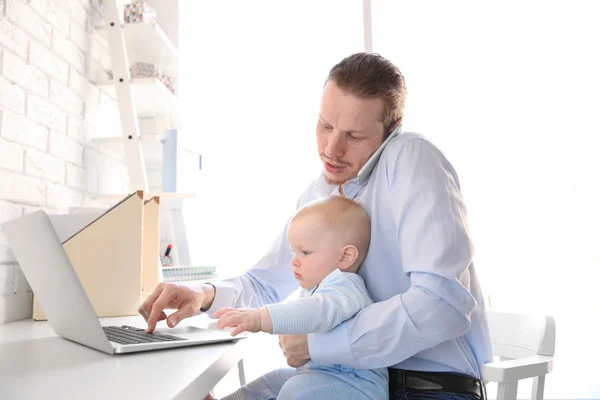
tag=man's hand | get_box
[213,307,262,336]
[139,283,212,333]
[279,334,310,367]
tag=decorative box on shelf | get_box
[161,265,218,282]
[130,61,160,79]
[124,2,157,24]
[129,62,176,95]
[158,74,176,95]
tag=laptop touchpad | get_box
[155,325,235,340]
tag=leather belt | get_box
[388,368,486,399]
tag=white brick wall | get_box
[1,109,49,151]
[0,76,26,114]
[68,1,88,28]
[0,138,24,172]
[69,68,90,97]
[27,94,67,132]
[25,148,65,183]
[53,31,86,74]
[69,19,88,53]
[0,18,28,59]
[46,182,83,210]
[49,130,84,165]
[5,0,52,47]
[49,79,85,117]
[30,0,70,37]
[2,50,49,98]
[0,200,23,227]
[0,170,46,205]
[89,30,111,74]
[30,40,69,84]
[0,0,130,323]
[66,163,86,188]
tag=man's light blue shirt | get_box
[204,132,493,378]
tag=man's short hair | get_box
[326,52,407,135]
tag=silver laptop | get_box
[1,210,243,355]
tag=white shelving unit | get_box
[97,0,197,267]
[122,22,179,73]
[98,78,177,118]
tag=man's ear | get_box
[338,245,359,271]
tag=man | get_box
[140,53,492,399]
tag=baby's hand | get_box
[213,307,262,336]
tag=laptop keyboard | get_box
[103,325,187,345]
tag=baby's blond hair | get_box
[292,196,371,271]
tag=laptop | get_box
[1,210,244,355]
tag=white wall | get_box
[372,1,600,398]
[0,0,129,323]
[179,0,364,271]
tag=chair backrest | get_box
[487,311,556,359]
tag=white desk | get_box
[0,315,249,399]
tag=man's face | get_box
[316,81,386,185]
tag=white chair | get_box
[482,311,555,400]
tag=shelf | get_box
[93,134,161,144]
[124,23,178,74]
[92,192,196,203]
[152,192,196,199]
[99,78,177,118]
[96,21,178,74]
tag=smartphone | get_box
[357,124,403,184]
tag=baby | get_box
[206,195,388,400]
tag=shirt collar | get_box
[314,172,367,200]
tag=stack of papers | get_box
[162,265,217,282]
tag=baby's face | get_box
[287,216,341,290]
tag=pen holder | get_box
[160,255,172,266]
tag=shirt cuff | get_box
[199,283,216,312]
[180,280,237,318]
[308,322,355,367]
[202,281,238,317]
